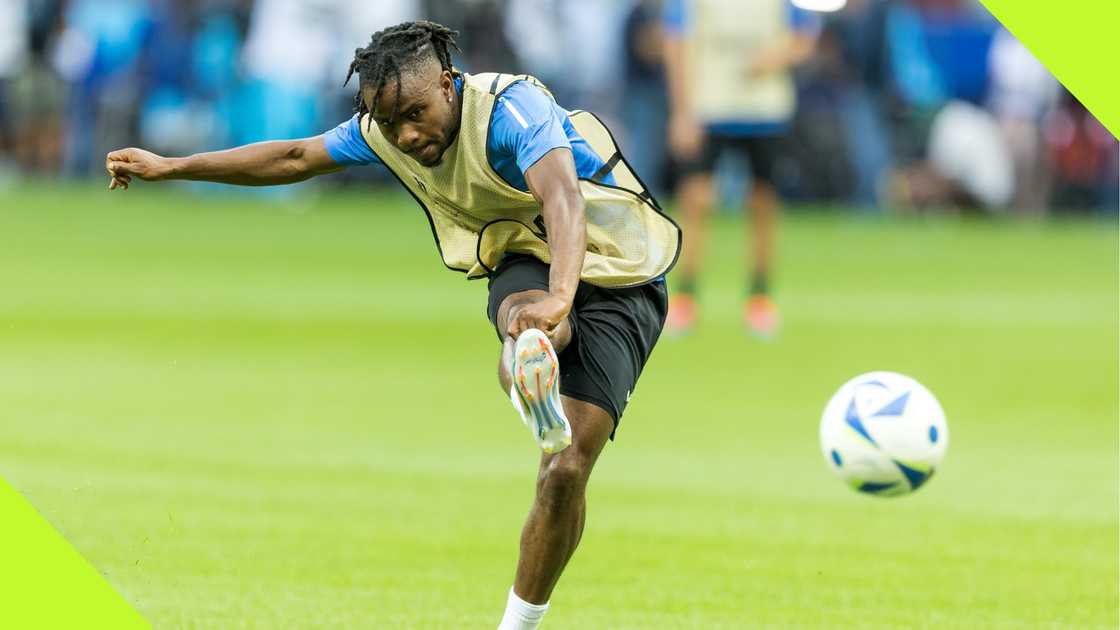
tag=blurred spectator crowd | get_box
[0,0,1115,213]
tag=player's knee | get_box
[497,291,546,338]
[538,455,589,509]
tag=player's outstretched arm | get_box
[105,136,344,190]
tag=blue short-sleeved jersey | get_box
[323,76,612,192]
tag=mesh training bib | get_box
[685,0,795,123]
[359,72,681,287]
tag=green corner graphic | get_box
[0,478,147,629]
[980,0,1119,138]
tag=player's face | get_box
[364,58,459,168]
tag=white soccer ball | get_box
[819,371,948,497]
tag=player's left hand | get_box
[746,47,787,78]
[508,294,571,341]
[105,147,171,190]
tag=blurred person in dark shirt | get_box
[1045,94,1119,212]
[7,0,66,174]
[620,0,669,197]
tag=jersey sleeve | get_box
[322,114,382,166]
[662,0,688,35]
[789,3,823,35]
[490,82,572,178]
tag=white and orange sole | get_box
[509,329,572,454]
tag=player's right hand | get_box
[105,148,170,190]
[668,113,703,161]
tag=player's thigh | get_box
[487,255,551,340]
[675,137,723,209]
[496,290,551,337]
[559,282,667,426]
[744,135,782,187]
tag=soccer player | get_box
[105,21,680,630]
[662,0,819,337]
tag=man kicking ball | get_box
[105,21,680,629]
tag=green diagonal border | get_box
[980,0,1119,138]
[0,478,148,628]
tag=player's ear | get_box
[360,86,376,113]
[441,71,454,103]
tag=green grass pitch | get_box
[0,184,1116,628]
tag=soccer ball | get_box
[819,371,948,497]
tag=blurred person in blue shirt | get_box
[662,0,819,339]
[55,0,152,175]
[883,0,997,161]
[138,1,249,160]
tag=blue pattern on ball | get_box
[857,481,899,494]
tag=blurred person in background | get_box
[882,0,996,160]
[131,0,252,162]
[985,26,1060,215]
[620,0,670,197]
[324,0,420,125]
[818,0,892,209]
[1044,93,1119,212]
[878,3,1115,215]
[889,99,1014,211]
[319,0,422,187]
[504,0,631,120]
[53,0,153,176]
[104,20,681,630]
[239,0,336,148]
[10,0,66,175]
[238,0,424,194]
[877,0,1014,212]
[423,0,519,73]
[0,0,30,177]
[662,0,820,338]
[135,0,217,158]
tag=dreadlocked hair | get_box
[344,21,460,129]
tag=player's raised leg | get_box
[496,290,573,453]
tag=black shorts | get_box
[676,133,781,183]
[486,255,668,438]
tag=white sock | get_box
[497,587,549,630]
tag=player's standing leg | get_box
[497,398,613,629]
[745,178,781,338]
[743,137,783,339]
[493,291,614,629]
[666,171,715,335]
